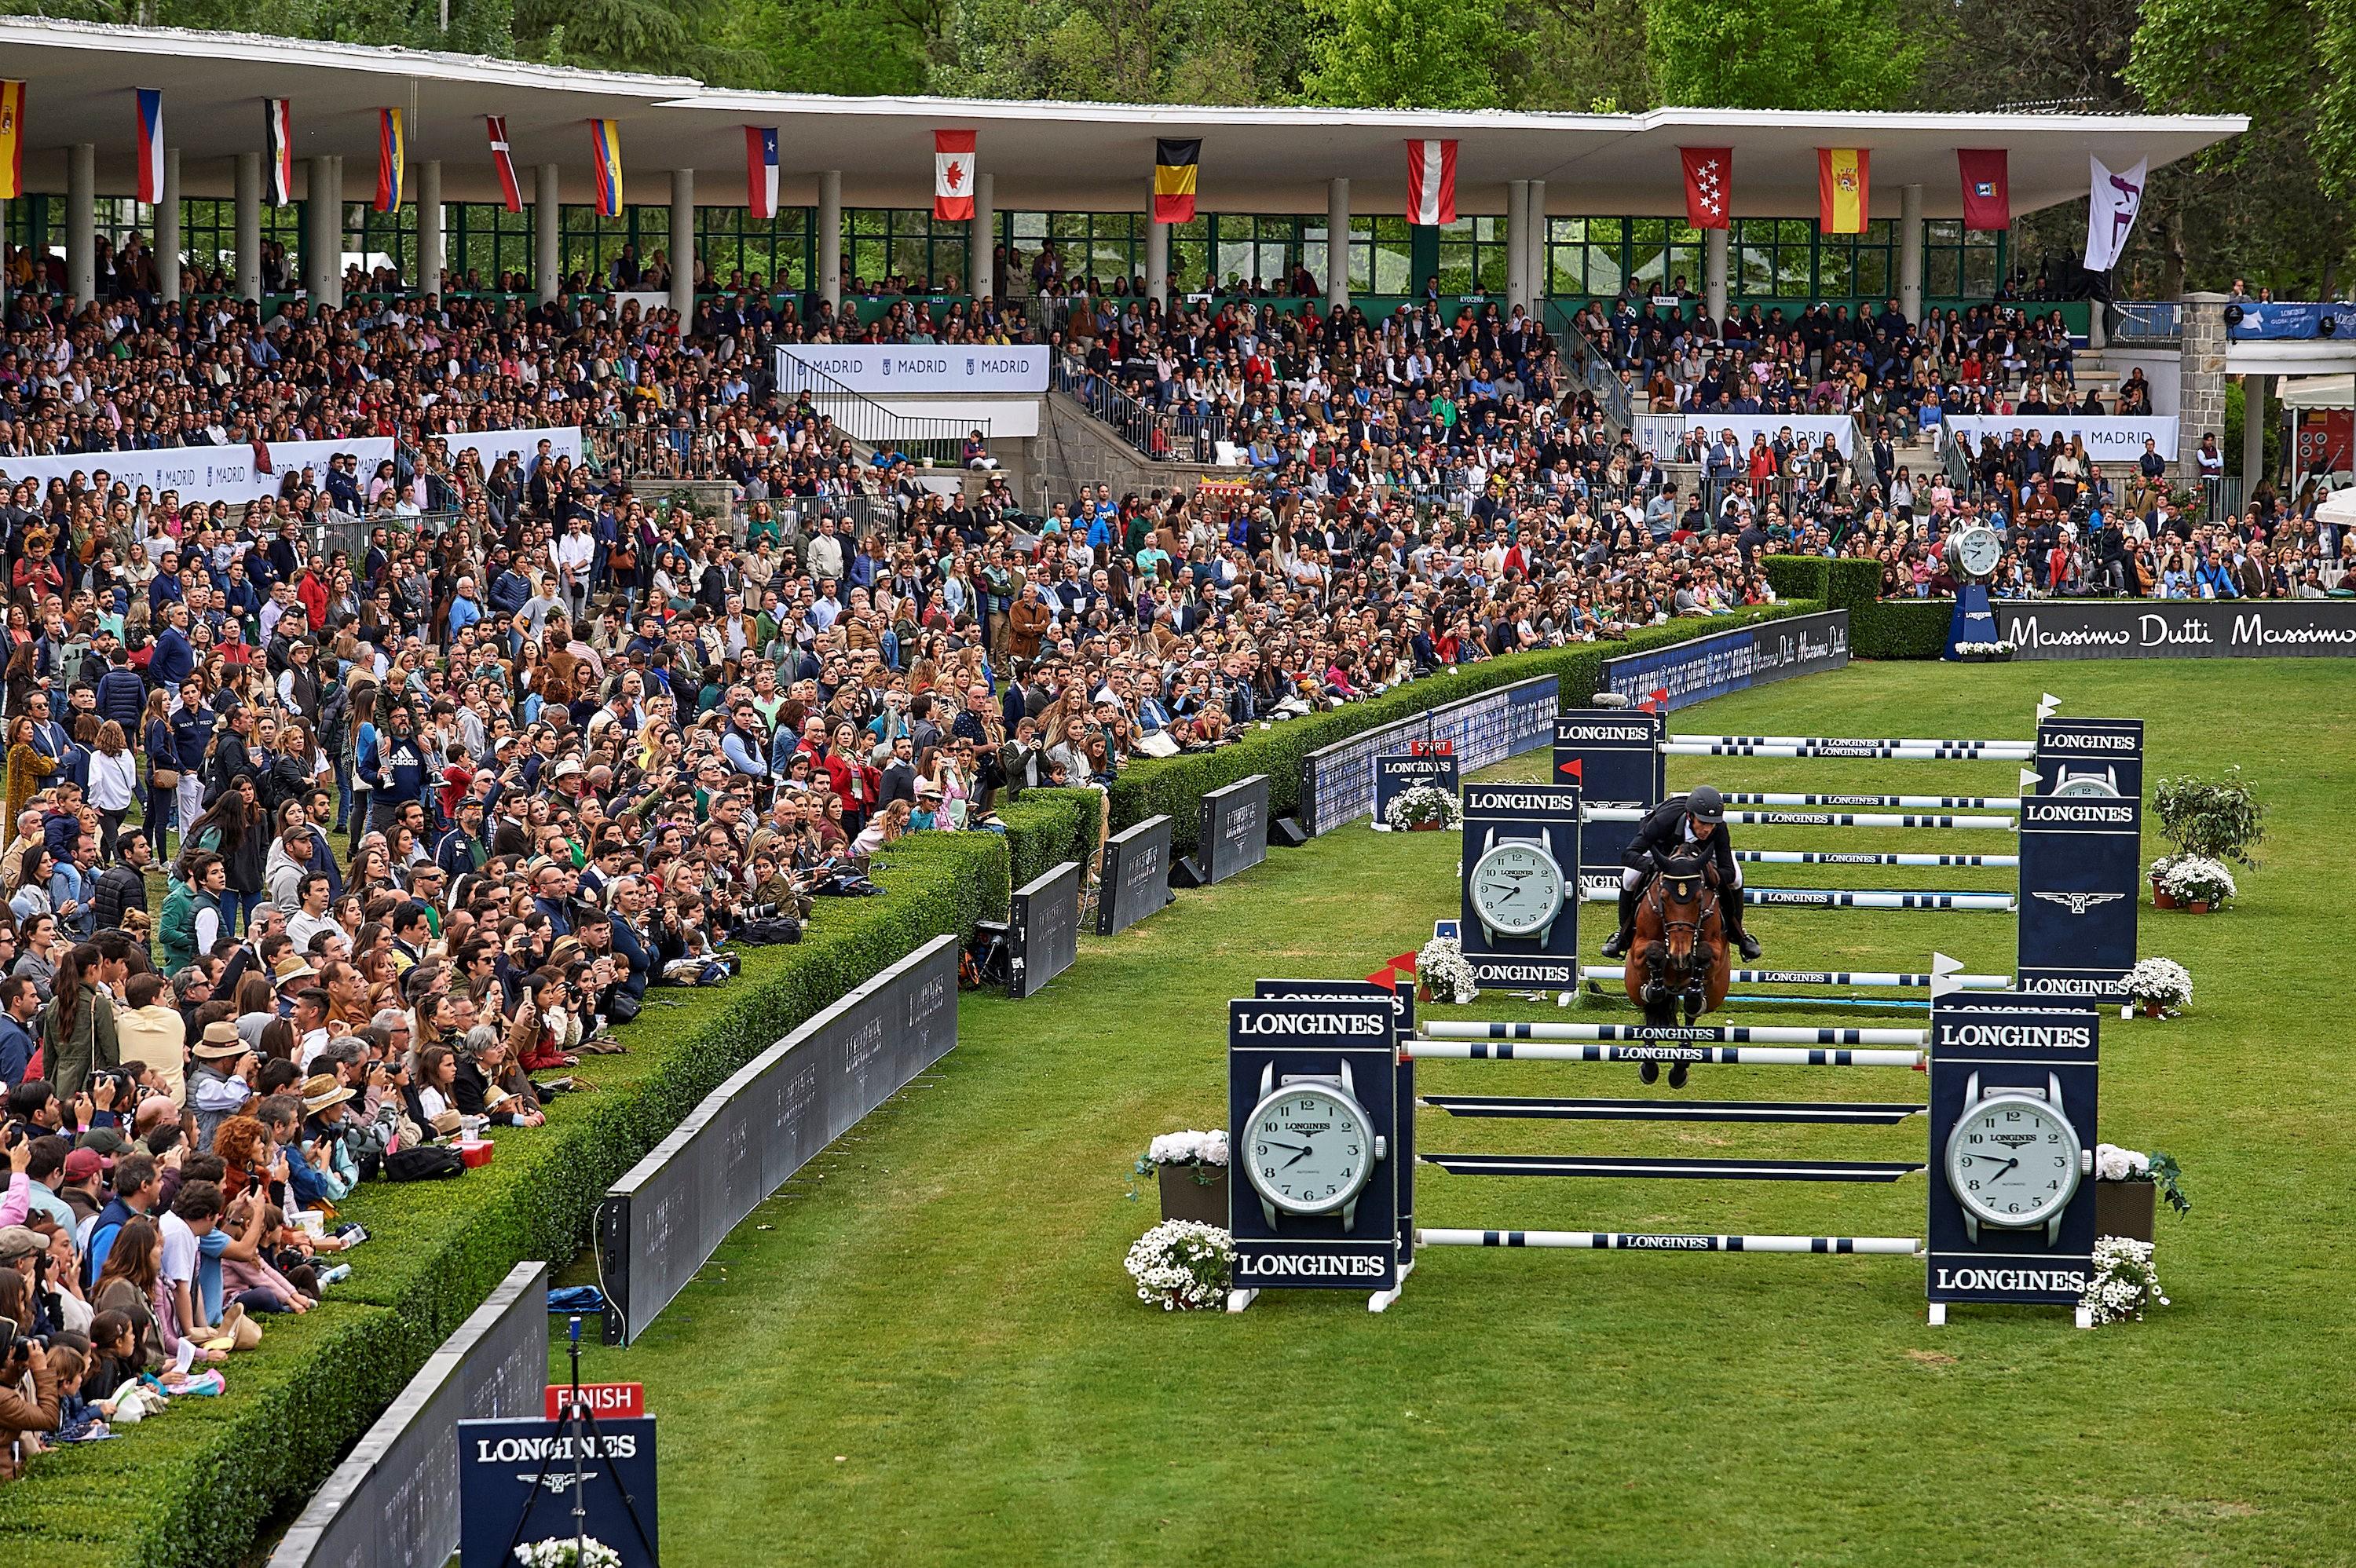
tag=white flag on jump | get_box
[2083,155,2148,274]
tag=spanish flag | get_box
[1817,148,1871,235]
[589,118,623,217]
[374,108,405,212]
[0,82,21,201]
[1153,138,1199,224]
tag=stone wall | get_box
[2176,291,2229,485]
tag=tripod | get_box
[499,1315,660,1566]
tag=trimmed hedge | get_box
[1762,556,1949,661]
[0,789,1099,1568]
[1108,605,1814,852]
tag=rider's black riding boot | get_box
[1724,894,1762,961]
[1600,889,1640,958]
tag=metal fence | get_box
[2109,302,2182,342]
[770,353,987,467]
[1051,353,1223,464]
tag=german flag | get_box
[1154,138,1199,224]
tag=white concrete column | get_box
[1143,171,1168,308]
[968,171,993,299]
[1704,227,1729,325]
[1326,177,1350,308]
[1899,182,1925,326]
[418,159,444,295]
[302,157,334,300]
[2242,374,2268,490]
[818,169,842,310]
[324,156,346,308]
[235,152,262,301]
[670,167,697,319]
[2087,298,2109,351]
[1527,178,1547,312]
[67,143,96,304]
[1505,180,1529,310]
[535,163,561,304]
[157,148,182,305]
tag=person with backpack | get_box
[39,941,116,1104]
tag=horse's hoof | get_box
[1639,1061,1659,1085]
[1668,1062,1690,1089]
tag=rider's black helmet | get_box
[1687,784,1725,824]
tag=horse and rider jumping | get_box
[1599,785,1758,1084]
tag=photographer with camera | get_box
[0,1258,59,1484]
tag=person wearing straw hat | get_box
[187,1022,257,1153]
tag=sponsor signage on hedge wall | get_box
[1298,674,1558,837]
[1198,774,1271,884]
[1604,611,1851,709]
[595,936,958,1344]
[1996,600,2356,659]
[1008,860,1082,1000]
[1097,814,1175,935]
[271,1264,549,1568]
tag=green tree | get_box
[1302,0,1516,110]
[723,0,935,95]
[1644,0,1919,108]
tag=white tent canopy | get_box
[2276,375,2356,411]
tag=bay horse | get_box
[1622,850,1732,1087]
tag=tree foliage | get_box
[1643,0,1919,109]
[1302,0,1516,110]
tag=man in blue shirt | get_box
[148,602,198,691]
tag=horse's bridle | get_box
[1641,859,1721,996]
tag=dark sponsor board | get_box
[1008,860,1081,1000]
[1604,610,1849,709]
[1996,599,2356,660]
[1199,774,1271,883]
[1097,814,1176,935]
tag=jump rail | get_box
[1576,886,2015,911]
[1723,793,2024,810]
[1732,851,2020,868]
[1415,1228,1925,1255]
[1420,1153,1927,1183]
[1582,808,2017,830]
[1661,744,2036,762]
[1422,1095,1927,1125]
[1577,965,2011,990]
[1403,1042,1926,1068]
[1418,1021,1928,1046]
[1670,733,2032,750]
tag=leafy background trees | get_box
[7,0,2326,293]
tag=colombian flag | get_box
[589,118,623,216]
[1817,148,1870,235]
[1153,138,1198,224]
[374,108,405,212]
[0,82,21,201]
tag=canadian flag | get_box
[1405,138,1456,226]
[1681,147,1731,230]
[935,129,975,221]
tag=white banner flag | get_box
[2084,156,2147,274]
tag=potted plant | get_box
[1414,935,1480,1005]
[2079,1236,2171,1325]
[2157,856,2237,913]
[1385,784,1463,832]
[2093,1142,2190,1241]
[1123,1220,1234,1311]
[1138,1131,1229,1226]
[2124,957,2193,1018]
[2150,768,2266,912]
[515,1539,624,1568]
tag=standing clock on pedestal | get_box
[1943,1072,2086,1246]
[1241,1062,1387,1230]
[1468,829,1565,945]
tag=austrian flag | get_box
[935,130,975,221]
[1681,147,1731,230]
[1405,138,1456,226]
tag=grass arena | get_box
[567,659,2351,1566]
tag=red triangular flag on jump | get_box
[1389,951,1419,973]
[1558,758,1583,779]
[1365,967,1399,991]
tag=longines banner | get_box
[774,344,1050,394]
[1297,674,1557,838]
[595,936,958,1344]
[1604,610,1851,709]
[1996,600,2356,659]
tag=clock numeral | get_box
[1966,1179,1981,1191]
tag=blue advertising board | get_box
[458,1416,657,1568]
[1603,610,1849,710]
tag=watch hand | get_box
[1260,1139,1308,1155]
[1282,1145,1315,1169]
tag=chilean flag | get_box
[134,88,163,204]
[486,115,522,214]
[1406,138,1456,226]
[934,129,975,221]
[746,126,780,219]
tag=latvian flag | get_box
[487,115,522,214]
[1406,138,1456,226]
[934,130,975,221]
[264,99,294,207]
[134,88,164,204]
[747,126,780,219]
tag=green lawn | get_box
[565,660,2356,1566]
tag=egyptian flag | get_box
[935,130,975,220]
[589,118,623,216]
[375,108,405,211]
[746,126,780,218]
[487,115,523,213]
[134,88,164,204]
[264,99,294,207]
[1406,138,1457,226]
[1154,138,1198,224]
[1958,148,2009,231]
[1817,147,1870,235]
[0,82,23,202]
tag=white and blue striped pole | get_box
[1416,1229,1923,1255]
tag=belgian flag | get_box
[1154,138,1199,224]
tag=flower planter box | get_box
[1407,820,1445,832]
[2096,1180,2157,1245]
[1955,651,2013,663]
[1158,1164,1229,1226]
